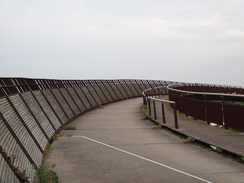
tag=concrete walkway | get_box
[152,95,244,157]
[47,98,244,183]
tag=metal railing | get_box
[167,83,244,98]
[0,77,178,183]
[142,86,179,129]
[2,77,244,183]
[167,83,244,131]
[0,77,176,98]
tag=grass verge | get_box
[64,125,77,130]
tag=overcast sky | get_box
[1,0,244,86]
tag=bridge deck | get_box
[47,98,244,183]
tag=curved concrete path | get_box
[47,98,244,183]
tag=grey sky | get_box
[1,0,244,86]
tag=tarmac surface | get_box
[47,97,244,183]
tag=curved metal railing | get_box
[167,83,244,98]
[142,86,179,129]
[0,77,178,183]
[167,83,244,131]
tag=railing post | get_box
[116,80,129,98]
[94,80,110,103]
[173,102,178,129]
[148,99,151,116]
[161,103,166,124]
[153,100,157,120]
[143,96,147,105]
[204,95,210,125]
[221,96,227,129]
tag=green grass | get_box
[225,101,244,105]
[34,164,59,183]
[34,143,59,183]
[52,134,63,141]
[140,105,148,115]
[210,145,223,153]
[64,125,77,130]
[46,143,54,152]
[211,100,244,105]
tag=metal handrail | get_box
[167,83,244,132]
[142,86,179,129]
[167,84,244,98]
[143,86,175,104]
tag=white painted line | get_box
[73,136,213,183]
